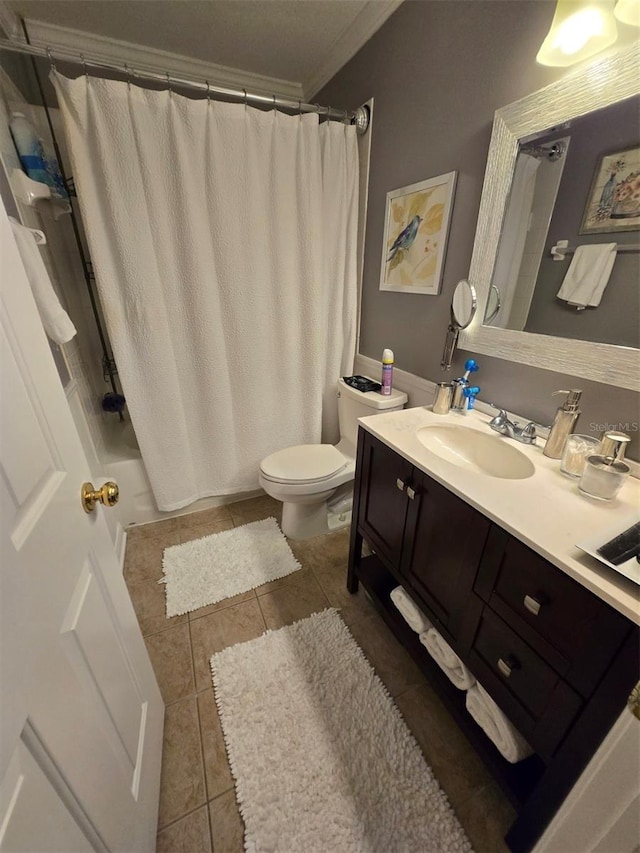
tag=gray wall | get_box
[526,97,639,348]
[318,0,640,456]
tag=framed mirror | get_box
[460,42,640,392]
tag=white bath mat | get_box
[211,608,472,853]
[161,517,300,617]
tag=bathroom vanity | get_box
[347,406,639,852]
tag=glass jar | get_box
[560,434,599,478]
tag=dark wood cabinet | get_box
[348,427,639,853]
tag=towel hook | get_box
[47,47,56,72]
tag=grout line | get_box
[156,801,209,837]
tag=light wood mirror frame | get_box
[460,43,640,392]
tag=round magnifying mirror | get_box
[451,279,477,329]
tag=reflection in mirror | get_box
[441,279,477,369]
[460,43,640,392]
[485,95,639,349]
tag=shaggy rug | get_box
[161,517,300,617]
[210,608,472,853]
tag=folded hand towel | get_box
[556,243,617,309]
[419,628,475,690]
[10,218,76,344]
[466,683,533,764]
[390,586,432,634]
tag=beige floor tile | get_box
[229,494,282,525]
[209,791,245,853]
[144,623,194,704]
[156,805,212,853]
[180,516,235,545]
[124,531,179,586]
[127,576,186,637]
[455,783,515,853]
[190,599,266,692]
[180,505,233,532]
[198,689,234,800]
[126,516,181,544]
[394,682,495,808]
[252,565,306,596]
[257,569,330,631]
[158,696,206,829]
[340,601,425,697]
[188,588,257,621]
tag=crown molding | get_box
[303,0,403,100]
[23,18,305,100]
[0,1,25,40]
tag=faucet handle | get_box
[520,422,537,442]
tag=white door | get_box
[0,201,163,851]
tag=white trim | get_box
[303,0,403,100]
[459,43,640,392]
[115,523,127,573]
[534,710,639,853]
[23,18,305,101]
[0,1,25,41]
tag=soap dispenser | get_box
[543,389,582,459]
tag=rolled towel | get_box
[419,628,475,690]
[390,586,432,634]
[466,683,533,764]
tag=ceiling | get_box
[6,0,402,98]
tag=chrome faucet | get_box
[488,406,537,445]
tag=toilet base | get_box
[280,500,351,540]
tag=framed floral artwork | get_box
[379,172,457,294]
[580,146,640,234]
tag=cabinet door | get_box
[358,432,412,573]
[401,470,490,643]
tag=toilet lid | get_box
[260,444,346,484]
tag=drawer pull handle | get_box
[524,594,543,616]
[407,486,417,500]
[497,657,517,678]
[396,479,406,492]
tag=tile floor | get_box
[123,495,515,852]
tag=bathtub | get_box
[101,419,261,528]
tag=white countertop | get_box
[358,406,640,625]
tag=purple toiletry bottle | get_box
[381,349,394,396]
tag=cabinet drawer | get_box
[475,527,629,695]
[468,608,582,758]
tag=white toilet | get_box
[259,378,407,539]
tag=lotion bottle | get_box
[543,389,582,459]
[381,348,394,396]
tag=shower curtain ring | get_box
[298,100,302,119]
[205,80,211,102]
[124,63,132,89]
[166,71,172,94]
[243,88,247,108]
[272,94,277,111]
[47,47,56,72]
[81,53,88,78]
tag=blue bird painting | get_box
[387,215,423,262]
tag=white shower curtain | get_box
[53,73,359,511]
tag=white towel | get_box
[9,219,76,344]
[390,586,432,634]
[556,243,617,309]
[419,627,475,690]
[466,683,533,764]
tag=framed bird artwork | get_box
[379,172,457,295]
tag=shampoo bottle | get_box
[381,348,394,396]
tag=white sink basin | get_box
[416,425,535,480]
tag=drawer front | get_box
[471,607,559,719]
[468,608,582,758]
[475,528,627,691]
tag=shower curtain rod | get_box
[0,37,370,133]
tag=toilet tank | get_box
[337,378,407,457]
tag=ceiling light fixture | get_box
[536,1,618,66]
[614,0,640,25]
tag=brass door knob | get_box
[81,481,120,513]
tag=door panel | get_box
[0,202,163,851]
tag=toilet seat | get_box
[260,444,346,485]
